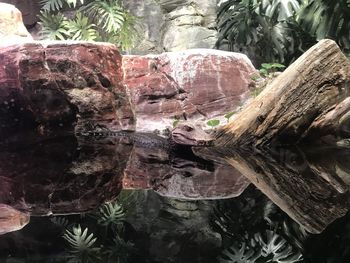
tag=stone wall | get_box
[122,0,218,54]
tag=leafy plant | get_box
[97,200,125,227]
[63,225,101,261]
[297,0,350,52]
[38,0,137,50]
[224,112,235,123]
[65,12,98,41]
[207,119,220,128]
[217,0,306,65]
[38,11,69,40]
[259,63,286,77]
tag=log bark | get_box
[216,39,350,147]
[220,147,350,234]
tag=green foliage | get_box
[207,119,220,128]
[97,200,125,227]
[259,62,285,77]
[63,225,101,261]
[297,0,350,51]
[224,112,235,123]
[65,12,98,40]
[38,0,137,50]
[38,11,68,40]
[217,0,307,65]
[81,0,124,33]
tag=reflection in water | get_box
[0,204,29,235]
[196,146,350,234]
[1,134,350,262]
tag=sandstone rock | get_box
[123,49,256,132]
[122,0,164,54]
[0,3,33,44]
[162,26,217,51]
[1,0,41,27]
[122,0,218,54]
[0,41,135,139]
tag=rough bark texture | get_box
[222,147,350,234]
[216,40,350,147]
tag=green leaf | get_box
[207,119,220,127]
[224,112,235,120]
[259,68,268,77]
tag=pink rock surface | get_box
[123,49,256,132]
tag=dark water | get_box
[1,134,350,263]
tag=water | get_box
[1,134,350,263]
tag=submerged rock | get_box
[0,204,29,235]
[123,49,256,133]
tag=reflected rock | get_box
[123,144,249,200]
[0,204,29,235]
[0,136,131,215]
[222,146,350,234]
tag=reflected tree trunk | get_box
[193,146,350,234]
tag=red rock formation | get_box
[0,41,135,139]
[123,49,256,132]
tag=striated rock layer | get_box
[123,49,256,132]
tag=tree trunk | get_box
[216,39,350,147]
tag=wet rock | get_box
[0,41,135,139]
[0,204,29,235]
[123,49,256,132]
[0,3,33,44]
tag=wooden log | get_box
[222,147,350,234]
[216,39,350,147]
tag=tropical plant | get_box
[63,225,101,262]
[38,11,68,40]
[217,0,307,65]
[38,0,137,50]
[297,0,350,52]
[259,62,285,77]
[97,200,125,227]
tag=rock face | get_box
[0,0,41,27]
[0,41,135,138]
[0,3,33,43]
[123,49,256,132]
[122,0,218,54]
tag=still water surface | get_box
[0,135,350,263]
